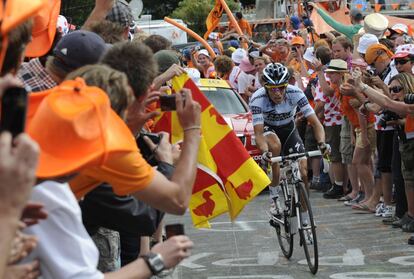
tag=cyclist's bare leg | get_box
[299,158,309,189]
[299,158,309,212]
[265,133,281,186]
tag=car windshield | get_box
[200,87,247,114]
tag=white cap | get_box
[184,68,201,85]
[393,44,414,59]
[198,49,210,58]
[357,33,379,54]
[303,47,315,63]
[363,13,388,38]
[231,48,247,64]
[391,23,408,34]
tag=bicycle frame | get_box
[269,150,321,232]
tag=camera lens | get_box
[404,93,414,104]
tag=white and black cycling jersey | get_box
[249,85,315,127]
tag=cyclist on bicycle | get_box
[249,63,328,205]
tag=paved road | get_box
[165,191,414,279]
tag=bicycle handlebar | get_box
[271,150,322,164]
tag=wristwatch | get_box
[141,253,165,275]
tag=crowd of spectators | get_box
[2,0,414,279]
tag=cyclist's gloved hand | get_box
[261,151,273,163]
[318,142,331,157]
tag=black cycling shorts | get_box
[263,121,305,156]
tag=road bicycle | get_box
[267,150,321,274]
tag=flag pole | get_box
[217,0,248,49]
[164,17,217,58]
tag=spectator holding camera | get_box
[287,36,307,76]
[352,69,414,240]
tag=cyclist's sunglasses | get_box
[265,83,288,92]
[389,86,404,94]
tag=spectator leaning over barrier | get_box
[69,40,202,216]
[309,2,363,41]
[23,79,194,278]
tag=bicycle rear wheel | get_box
[273,190,294,259]
[297,182,318,274]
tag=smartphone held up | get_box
[159,93,186,111]
[0,86,28,138]
[165,223,185,239]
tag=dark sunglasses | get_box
[395,59,410,65]
[389,86,404,94]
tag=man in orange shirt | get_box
[228,12,252,38]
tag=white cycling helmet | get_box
[262,63,290,86]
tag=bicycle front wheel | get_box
[297,182,318,274]
[274,192,294,259]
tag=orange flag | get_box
[391,3,399,10]
[153,74,270,228]
[204,0,224,40]
[374,4,382,12]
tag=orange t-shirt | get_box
[340,95,375,128]
[405,115,414,139]
[229,19,252,37]
[271,51,289,64]
[69,151,155,199]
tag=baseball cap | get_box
[198,49,210,58]
[25,0,61,58]
[231,48,247,64]
[390,24,408,35]
[357,33,379,54]
[229,40,240,48]
[53,30,108,73]
[350,9,363,21]
[290,15,300,30]
[154,50,180,73]
[392,44,414,59]
[106,0,134,27]
[291,36,305,46]
[27,78,137,178]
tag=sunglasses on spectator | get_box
[395,59,410,65]
[389,86,404,94]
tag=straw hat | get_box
[27,78,137,178]
[325,59,348,73]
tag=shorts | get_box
[264,121,305,156]
[399,139,414,183]
[355,124,376,154]
[325,125,342,163]
[304,125,318,152]
[376,130,394,173]
[340,117,354,164]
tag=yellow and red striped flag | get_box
[153,74,270,228]
[204,0,224,40]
